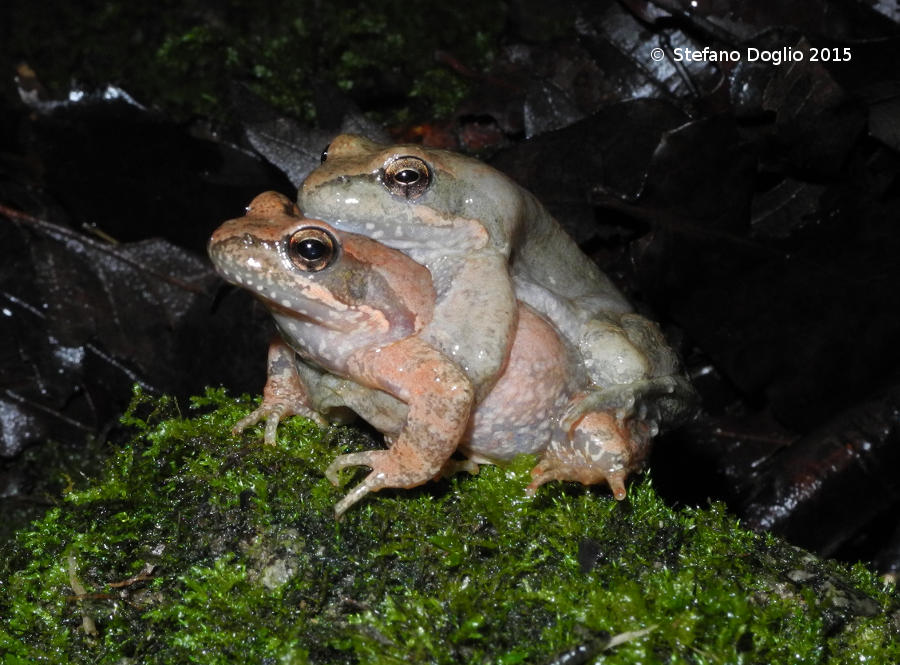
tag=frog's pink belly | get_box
[461,305,574,461]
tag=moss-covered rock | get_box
[1,388,898,664]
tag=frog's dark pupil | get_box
[395,168,420,185]
[298,238,326,261]
[320,144,330,163]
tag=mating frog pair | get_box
[208,135,695,517]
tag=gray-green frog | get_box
[300,136,695,430]
[209,191,690,517]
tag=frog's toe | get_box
[232,405,281,444]
[325,451,379,485]
[299,407,328,428]
[333,474,382,518]
[527,463,628,500]
[528,411,651,500]
[326,447,452,517]
[234,401,327,445]
[323,451,387,517]
[607,471,628,501]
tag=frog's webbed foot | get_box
[538,376,696,499]
[528,375,696,500]
[528,411,654,500]
[326,449,480,518]
[234,336,327,444]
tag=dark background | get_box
[2,0,900,573]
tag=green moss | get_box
[1,389,898,664]
[4,0,506,125]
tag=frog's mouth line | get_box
[266,298,361,334]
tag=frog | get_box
[209,191,693,517]
[299,135,695,448]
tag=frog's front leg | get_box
[326,336,474,517]
[233,336,327,444]
[420,250,518,401]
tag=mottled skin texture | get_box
[210,188,694,517]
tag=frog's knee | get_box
[620,313,680,378]
[579,319,650,386]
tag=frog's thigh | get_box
[422,251,517,400]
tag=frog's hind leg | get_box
[527,411,654,500]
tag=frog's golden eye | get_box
[320,144,330,163]
[288,227,337,272]
[383,156,431,199]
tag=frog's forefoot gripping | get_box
[527,411,653,500]
[325,443,464,519]
[233,337,328,444]
[233,399,328,445]
[560,375,696,432]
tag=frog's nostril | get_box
[238,232,258,249]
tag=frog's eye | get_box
[320,144,330,163]
[288,227,337,272]
[383,156,431,200]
